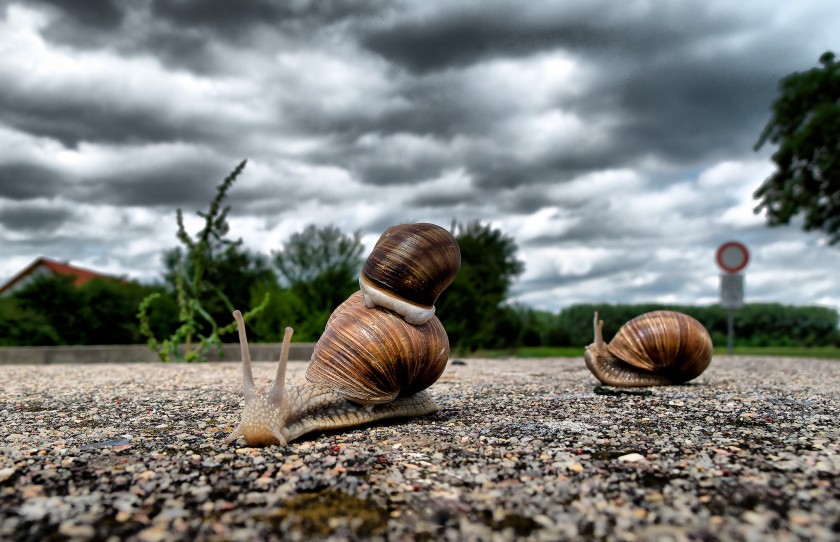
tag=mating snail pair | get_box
[225,223,460,446]
[225,222,715,447]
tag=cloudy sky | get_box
[1,0,839,314]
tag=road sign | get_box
[716,241,749,355]
[716,241,750,273]
[720,274,744,309]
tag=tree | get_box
[271,224,365,340]
[274,224,364,285]
[754,51,840,244]
[436,221,525,351]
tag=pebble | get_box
[1,356,838,541]
[0,467,15,482]
[616,452,646,462]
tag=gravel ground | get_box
[1,356,838,541]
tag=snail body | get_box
[584,310,713,386]
[225,223,460,447]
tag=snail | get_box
[583,311,713,386]
[359,222,461,325]
[225,223,460,446]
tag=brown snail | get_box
[225,223,460,446]
[584,311,713,386]
[359,223,461,325]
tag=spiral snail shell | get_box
[584,311,713,386]
[225,223,459,447]
[359,223,461,325]
[306,291,449,405]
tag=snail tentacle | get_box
[233,310,257,402]
[593,311,605,348]
[268,326,293,404]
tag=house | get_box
[0,257,118,297]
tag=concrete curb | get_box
[0,343,316,364]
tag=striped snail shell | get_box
[584,310,713,386]
[359,222,461,325]
[305,291,450,405]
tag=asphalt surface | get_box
[1,356,838,540]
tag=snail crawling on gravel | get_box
[584,310,713,387]
[225,223,461,446]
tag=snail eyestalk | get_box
[593,311,605,348]
[225,310,254,445]
[268,327,293,404]
[233,310,256,401]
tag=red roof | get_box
[0,257,118,296]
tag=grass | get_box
[711,345,840,359]
[462,345,840,360]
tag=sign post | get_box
[715,241,750,356]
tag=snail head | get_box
[225,311,294,446]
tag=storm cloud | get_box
[1,0,839,313]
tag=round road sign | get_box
[716,241,750,273]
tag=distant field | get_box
[468,346,840,360]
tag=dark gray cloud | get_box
[1,230,104,260]
[604,56,783,165]
[83,165,227,208]
[37,0,124,29]
[0,97,214,149]
[360,3,739,73]
[31,1,219,74]
[0,153,237,209]
[0,204,73,232]
[409,191,477,209]
[28,0,382,75]
[0,164,65,201]
[150,0,381,33]
[139,0,384,74]
[151,0,280,31]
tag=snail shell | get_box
[359,223,461,325]
[306,291,449,405]
[584,311,713,386]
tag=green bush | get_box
[0,275,177,346]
